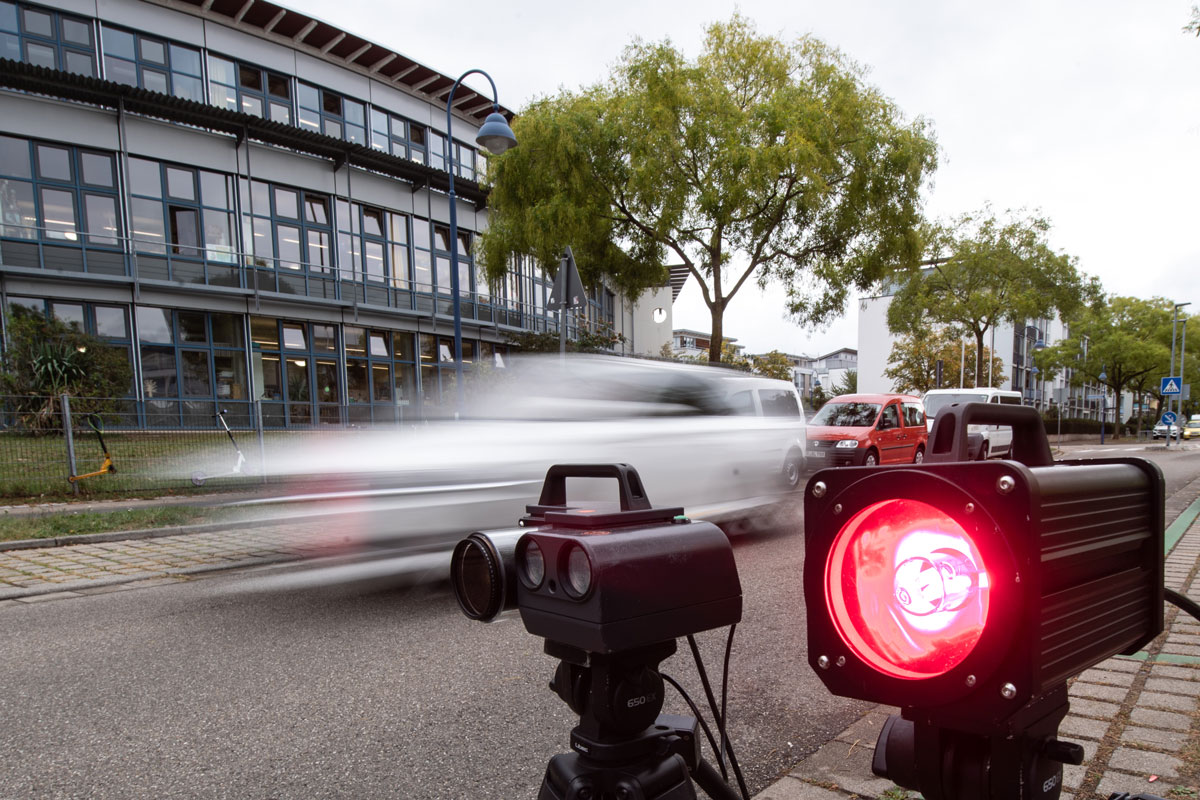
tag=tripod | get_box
[538,639,741,800]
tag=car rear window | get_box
[760,389,800,417]
[811,402,880,427]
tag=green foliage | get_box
[887,208,1087,387]
[809,384,830,410]
[748,350,793,381]
[1185,5,1200,36]
[1039,295,1176,440]
[481,14,937,363]
[832,369,858,395]
[885,328,1006,393]
[1,307,133,431]
[503,323,628,355]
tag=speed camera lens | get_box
[521,539,545,588]
[450,529,524,622]
[453,538,497,620]
[564,544,592,597]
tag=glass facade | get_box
[0,1,95,76]
[0,1,623,429]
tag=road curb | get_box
[0,519,247,552]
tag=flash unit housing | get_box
[805,404,1165,734]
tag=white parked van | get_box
[922,388,1023,459]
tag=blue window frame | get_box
[101,26,202,102]
[136,306,249,427]
[0,135,120,249]
[126,156,237,285]
[297,82,365,145]
[369,107,411,160]
[432,223,472,299]
[239,179,334,297]
[7,296,134,396]
[0,1,95,76]
[249,316,340,427]
[207,54,291,122]
[335,200,410,301]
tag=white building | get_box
[857,290,1117,422]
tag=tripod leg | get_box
[692,759,742,800]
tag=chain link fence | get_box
[0,395,386,499]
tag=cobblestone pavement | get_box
[756,499,1200,800]
[0,521,333,602]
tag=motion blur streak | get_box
[179,356,808,587]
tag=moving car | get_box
[806,393,927,467]
[232,355,808,555]
[922,388,1022,459]
[1183,418,1200,440]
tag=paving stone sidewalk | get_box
[0,520,332,603]
[755,508,1200,800]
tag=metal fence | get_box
[0,394,390,499]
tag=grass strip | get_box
[0,506,225,543]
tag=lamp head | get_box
[476,110,517,155]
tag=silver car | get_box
[238,355,807,554]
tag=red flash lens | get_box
[825,498,990,680]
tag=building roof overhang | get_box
[0,59,490,206]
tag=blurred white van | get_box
[922,388,1023,459]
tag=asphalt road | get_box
[1,443,1196,800]
[0,505,869,799]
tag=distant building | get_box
[671,328,741,361]
[856,291,1113,421]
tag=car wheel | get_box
[783,449,804,490]
[864,450,879,467]
[913,446,925,464]
[977,442,989,461]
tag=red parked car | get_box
[806,393,928,467]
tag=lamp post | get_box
[1099,367,1108,445]
[1168,302,1190,447]
[445,70,517,416]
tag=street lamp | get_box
[445,70,517,416]
[1099,366,1108,445]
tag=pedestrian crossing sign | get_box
[1161,376,1182,395]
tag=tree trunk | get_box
[974,329,986,388]
[709,304,724,364]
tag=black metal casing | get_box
[805,404,1164,733]
[517,513,743,654]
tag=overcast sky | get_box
[288,0,1200,357]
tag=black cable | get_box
[719,625,750,800]
[686,633,750,800]
[1166,587,1200,622]
[660,671,725,777]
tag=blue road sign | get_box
[1161,411,1178,426]
[1162,376,1182,395]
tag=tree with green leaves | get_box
[832,369,858,395]
[887,208,1088,388]
[885,328,1006,394]
[481,15,937,363]
[749,350,794,381]
[1038,296,1173,440]
[1,306,133,430]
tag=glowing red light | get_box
[824,498,989,680]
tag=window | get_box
[335,201,409,291]
[760,389,800,417]
[431,224,472,297]
[297,82,364,144]
[452,141,477,181]
[207,54,289,121]
[102,27,202,101]
[0,1,94,75]
[250,317,340,426]
[240,178,332,275]
[127,157,234,262]
[0,135,119,247]
[137,307,248,425]
[369,108,411,159]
